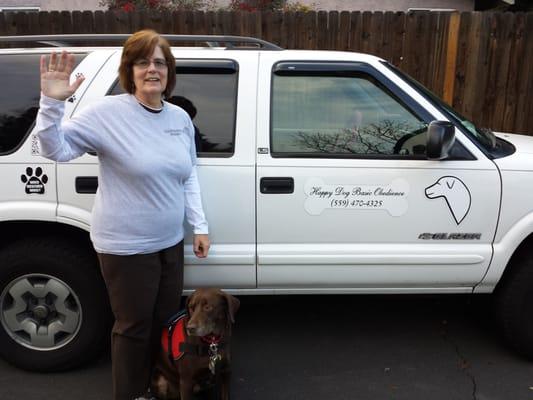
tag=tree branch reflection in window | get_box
[290,120,427,155]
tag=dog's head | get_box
[186,288,240,337]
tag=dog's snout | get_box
[186,322,198,336]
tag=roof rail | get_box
[0,34,283,50]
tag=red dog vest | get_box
[162,311,187,360]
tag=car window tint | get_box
[271,73,427,158]
[109,60,237,157]
[0,53,85,155]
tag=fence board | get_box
[380,11,394,62]
[501,13,523,132]
[360,11,372,54]
[329,11,339,50]
[37,12,50,36]
[462,12,483,123]
[348,12,362,52]
[149,10,165,33]
[240,11,251,38]
[14,12,29,36]
[93,11,105,33]
[477,13,499,128]
[452,12,470,113]
[181,10,192,34]
[339,11,350,51]
[489,13,514,130]
[80,11,94,34]
[261,11,272,44]
[316,11,328,50]
[417,13,433,88]
[193,9,206,35]
[390,12,405,67]
[303,11,316,49]
[368,11,383,57]
[441,12,458,101]
[521,13,533,133]
[0,10,531,134]
[279,11,289,48]
[0,13,5,36]
[403,12,420,81]
[513,13,532,133]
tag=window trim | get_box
[269,61,474,161]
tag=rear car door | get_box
[256,53,500,292]
[1,51,86,223]
[56,49,258,289]
[0,52,57,222]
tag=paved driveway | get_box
[1,295,532,400]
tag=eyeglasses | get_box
[133,58,168,70]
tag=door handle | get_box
[76,177,98,194]
[260,177,294,194]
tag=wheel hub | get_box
[1,274,82,351]
[31,304,50,320]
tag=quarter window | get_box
[0,53,85,155]
[271,69,427,158]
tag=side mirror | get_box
[426,120,455,160]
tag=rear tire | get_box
[495,253,533,359]
[0,238,111,371]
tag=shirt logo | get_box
[165,129,183,136]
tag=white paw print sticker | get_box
[304,178,409,216]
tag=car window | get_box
[109,59,238,157]
[0,53,86,156]
[271,70,427,158]
[0,54,42,156]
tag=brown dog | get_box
[151,288,240,400]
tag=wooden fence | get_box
[1,10,532,134]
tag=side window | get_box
[0,53,85,156]
[271,65,428,158]
[110,59,237,157]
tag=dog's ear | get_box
[222,292,240,324]
[186,292,196,310]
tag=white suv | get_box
[0,34,532,371]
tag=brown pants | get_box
[97,241,184,400]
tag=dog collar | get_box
[201,334,222,345]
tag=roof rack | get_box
[0,34,283,50]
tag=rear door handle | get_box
[76,176,98,194]
[260,177,294,194]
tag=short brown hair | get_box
[118,29,176,98]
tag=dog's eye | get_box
[204,305,212,312]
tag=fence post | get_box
[443,12,460,105]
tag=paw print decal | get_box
[21,167,48,194]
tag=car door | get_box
[57,49,258,289]
[256,53,501,292]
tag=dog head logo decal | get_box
[425,176,471,225]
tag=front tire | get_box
[0,238,111,371]
[495,252,533,359]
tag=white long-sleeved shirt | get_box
[36,93,208,255]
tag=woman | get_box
[36,30,210,400]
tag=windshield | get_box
[381,61,497,152]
